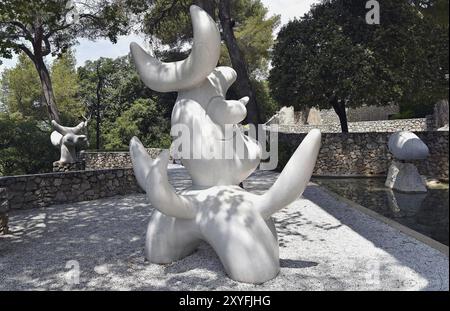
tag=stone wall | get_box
[319,105,400,123]
[268,117,433,133]
[82,148,166,170]
[0,187,9,234]
[277,131,448,180]
[348,104,400,122]
[0,168,142,210]
[267,104,400,126]
[434,100,449,128]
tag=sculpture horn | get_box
[257,129,322,219]
[129,137,197,219]
[51,120,86,135]
[130,5,221,92]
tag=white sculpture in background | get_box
[129,5,321,284]
[50,118,89,164]
[385,131,429,193]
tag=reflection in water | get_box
[312,177,449,246]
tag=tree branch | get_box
[15,43,35,60]
[4,21,34,41]
[42,36,51,56]
[145,0,181,34]
[44,23,71,40]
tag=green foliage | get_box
[143,0,280,77]
[77,55,175,150]
[0,54,45,120]
[410,0,449,25]
[218,0,280,75]
[1,50,84,122]
[1,0,135,122]
[251,79,277,122]
[0,113,57,176]
[0,0,132,61]
[51,50,85,123]
[103,98,171,150]
[269,0,449,118]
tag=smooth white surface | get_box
[385,161,427,193]
[131,130,321,283]
[130,5,321,283]
[388,131,429,160]
[50,120,88,164]
[130,6,220,93]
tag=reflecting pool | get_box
[313,177,449,246]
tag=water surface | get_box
[313,177,449,246]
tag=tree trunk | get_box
[95,66,103,150]
[217,0,261,126]
[330,96,349,133]
[194,0,216,19]
[95,102,101,150]
[33,57,61,123]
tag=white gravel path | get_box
[0,168,448,290]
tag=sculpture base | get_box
[385,161,427,193]
[0,188,9,235]
[53,161,85,172]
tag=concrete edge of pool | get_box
[313,182,449,257]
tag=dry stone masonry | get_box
[0,188,9,234]
[267,117,433,134]
[82,148,166,170]
[0,168,142,210]
[52,161,85,172]
[278,131,448,180]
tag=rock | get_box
[53,161,84,172]
[0,188,9,234]
[54,191,67,202]
[385,161,427,193]
[388,131,429,160]
[437,124,449,131]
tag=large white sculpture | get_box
[129,5,321,284]
[50,118,89,164]
[386,131,429,193]
[388,131,429,161]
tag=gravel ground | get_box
[0,169,448,291]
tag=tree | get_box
[1,49,85,123]
[269,0,449,132]
[0,53,44,120]
[140,0,280,125]
[0,0,133,122]
[0,112,57,176]
[50,49,84,124]
[103,98,171,150]
[410,0,449,25]
[78,54,173,150]
[78,57,115,150]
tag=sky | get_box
[0,0,320,73]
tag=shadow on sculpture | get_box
[50,117,89,172]
[129,5,321,284]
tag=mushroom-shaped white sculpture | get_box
[50,119,89,164]
[386,131,429,193]
[129,5,322,283]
